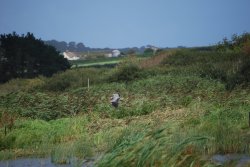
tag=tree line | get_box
[0,32,71,83]
[44,40,155,54]
[44,40,90,52]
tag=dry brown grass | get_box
[139,51,174,68]
[86,107,203,134]
[242,40,250,56]
[0,111,15,135]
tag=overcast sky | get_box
[1,0,250,48]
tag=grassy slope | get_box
[70,57,122,68]
[70,54,149,68]
[76,60,119,67]
[0,50,250,166]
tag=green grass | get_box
[0,48,250,166]
[70,55,149,68]
[73,59,120,67]
[70,57,123,68]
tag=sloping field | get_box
[72,59,120,67]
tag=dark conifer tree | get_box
[0,32,71,83]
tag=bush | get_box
[115,63,140,82]
[41,68,108,92]
[200,64,227,82]
[109,57,141,83]
[226,59,250,90]
[111,101,157,119]
[240,59,250,82]
[0,77,45,96]
[143,48,154,56]
[0,91,88,121]
[163,50,193,66]
[43,73,73,92]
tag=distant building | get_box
[112,50,121,57]
[62,52,80,60]
[104,53,113,58]
[146,45,159,54]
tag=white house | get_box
[63,52,80,60]
[112,50,121,57]
[146,45,159,53]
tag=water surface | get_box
[211,154,250,167]
[0,157,95,167]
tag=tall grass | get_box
[0,46,250,166]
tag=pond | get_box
[211,154,250,167]
[0,157,96,167]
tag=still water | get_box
[211,154,250,167]
[0,157,95,167]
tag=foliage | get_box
[216,32,250,52]
[41,68,108,91]
[0,77,45,96]
[0,32,71,83]
[212,32,250,89]
[0,33,250,166]
[108,56,141,83]
[226,59,250,90]
[139,51,170,68]
[200,64,227,82]
[0,91,90,121]
[71,56,122,68]
[143,48,154,56]
[163,48,250,89]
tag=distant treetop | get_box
[0,32,71,83]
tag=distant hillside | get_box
[44,40,90,52]
[44,40,155,53]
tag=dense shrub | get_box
[242,40,250,55]
[216,33,250,52]
[114,63,140,82]
[163,50,193,66]
[0,77,45,96]
[162,47,250,90]
[108,57,141,83]
[41,68,108,92]
[226,59,250,90]
[0,91,88,121]
[162,50,223,66]
[42,72,75,92]
[143,48,154,56]
[240,60,250,81]
[200,64,227,82]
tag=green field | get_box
[70,55,149,68]
[71,59,120,67]
[0,35,250,166]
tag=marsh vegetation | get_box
[0,33,250,166]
